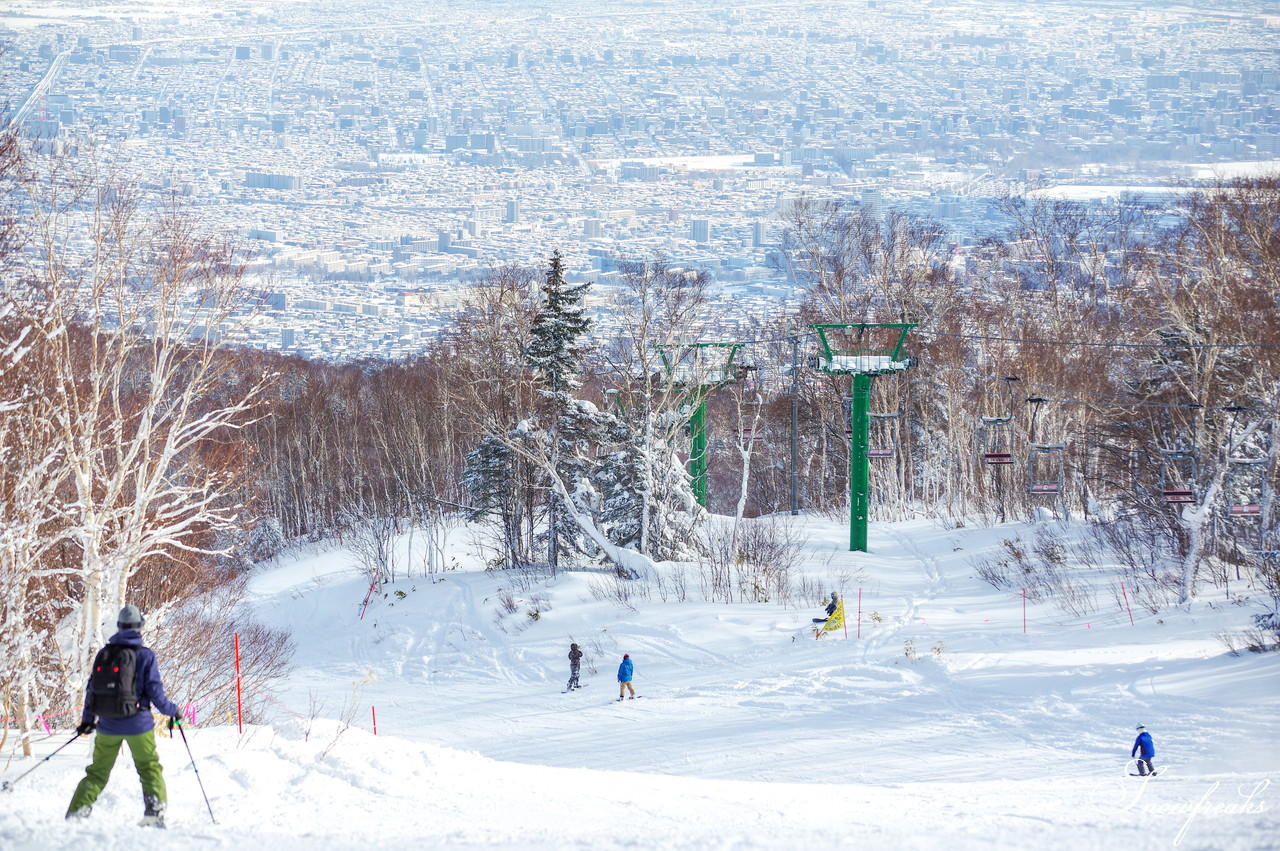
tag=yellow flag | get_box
[822,598,846,633]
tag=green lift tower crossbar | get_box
[810,323,916,552]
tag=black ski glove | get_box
[167,715,183,731]
[75,721,95,736]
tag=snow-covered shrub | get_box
[1088,516,1181,613]
[694,516,811,604]
[1248,611,1280,652]
[587,573,649,611]
[652,564,690,603]
[971,531,1097,617]
[145,572,295,725]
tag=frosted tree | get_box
[462,435,530,569]
[523,250,596,572]
[8,156,270,682]
[0,123,75,751]
[726,368,768,548]
[777,196,950,325]
[595,257,712,562]
[450,263,541,567]
[591,407,700,562]
[0,302,72,753]
[1113,176,1280,602]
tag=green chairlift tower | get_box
[658,342,744,507]
[811,323,916,552]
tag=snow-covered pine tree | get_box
[462,434,530,570]
[591,409,702,563]
[524,251,598,572]
[592,415,649,552]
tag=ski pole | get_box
[172,720,217,824]
[0,730,84,793]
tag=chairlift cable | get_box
[913,329,1280,350]
[965,382,1280,416]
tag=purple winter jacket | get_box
[80,629,179,736]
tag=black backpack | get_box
[88,644,140,720]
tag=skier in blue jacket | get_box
[1131,724,1157,776]
[67,605,182,827]
[617,654,635,700]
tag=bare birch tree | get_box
[7,153,270,683]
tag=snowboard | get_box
[561,684,588,694]
[1125,758,1164,778]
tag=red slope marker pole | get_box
[1121,583,1135,626]
[234,633,243,735]
[371,705,378,735]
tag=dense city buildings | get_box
[3,0,1278,359]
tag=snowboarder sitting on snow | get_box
[567,643,583,690]
[66,604,182,828]
[1131,724,1157,776]
[617,653,635,700]
[813,592,839,624]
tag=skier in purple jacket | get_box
[66,605,181,827]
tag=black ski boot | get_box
[139,794,166,829]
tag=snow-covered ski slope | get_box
[3,515,1276,849]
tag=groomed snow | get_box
[2,515,1276,849]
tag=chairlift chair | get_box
[867,412,901,459]
[1158,448,1198,505]
[1027,443,1067,495]
[1225,457,1267,518]
[980,416,1016,465]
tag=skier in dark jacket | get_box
[567,643,584,690]
[1131,724,1157,776]
[67,605,182,827]
[617,654,635,700]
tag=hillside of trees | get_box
[2,135,1277,749]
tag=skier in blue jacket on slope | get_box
[1131,724,1157,776]
[617,654,635,701]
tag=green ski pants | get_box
[67,730,166,814]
